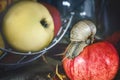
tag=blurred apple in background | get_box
[105,31,120,45]
[42,2,62,36]
[2,1,54,52]
[0,1,7,13]
[0,33,5,55]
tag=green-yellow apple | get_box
[2,1,54,52]
[42,2,62,36]
[0,33,5,55]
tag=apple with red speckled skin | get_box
[63,41,119,80]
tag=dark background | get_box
[108,0,120,32]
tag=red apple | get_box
[63,41,119,80]
[42,2,62,36]
[106,31,120,45]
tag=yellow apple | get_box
[2,1,54,52]
[0,33,5,55]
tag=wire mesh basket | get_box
[0,10,74,66]
[0,0,95,68]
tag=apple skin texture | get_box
[63,41,119,80]
[2,1,54,52]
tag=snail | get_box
[64,20,96,59]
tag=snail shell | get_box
[63,20,97,59]
[70,20,96,42]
